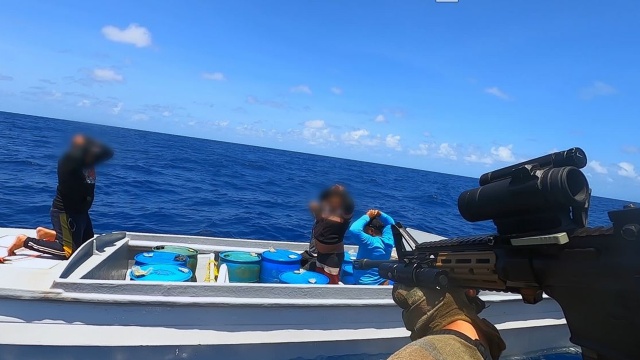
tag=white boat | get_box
[0,227,571,359]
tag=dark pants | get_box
[315,252,344,285]
[24,209,94,259]
[300,250,317,270]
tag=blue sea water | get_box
[0,111,625,360]
[0,111,633,242]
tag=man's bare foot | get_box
[6,235,27,256]
[36,227,56,241]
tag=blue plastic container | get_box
[340,252,357,285]
[218,251,262,283]
[130,264,192,282]
[279,270,330,285]
[152,245,198,273]
[134,251,188,267]
[260,249,303,283]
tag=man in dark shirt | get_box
[2,134,113,261]
[305,185,354,284]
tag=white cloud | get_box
[162,111,172,117]
[490,145,515,162]
[588,160,608,174]
[623,146,639,154]
[303,127,335,145]
[47,91,62,100]
[484,87,510,100]
[202,72,226,81]
[76,99,91,107]
[409,143,431,156]
[131,113,149,121]
[423,131,431,137]
[111,102,124,115]
[464,154,494,164]
[101,24,152,48]
[304,120,326,129]
[342,129,370,143]
[290,85,312,95]
[92,68,124,82]
[385,134,401,150]
[437,143,457,160]
[374,114,386,123]
[580,81,616,100]
[340,129,383,147]
[617,162,638,179]
[214,120,229,127]
[111,102,123,115]
[330,87,343,95]
[297,120,334,145]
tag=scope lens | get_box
[564,167,589,204]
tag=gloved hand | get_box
[392,284,506,360]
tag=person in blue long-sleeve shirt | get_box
[348,209,395,285]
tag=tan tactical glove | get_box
[392,284,506,360]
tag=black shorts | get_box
[23,209,94,259]
[300,250,317,270]
[316,252,344,269]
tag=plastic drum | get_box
[129,264,192,282]
[279,270,330,285]
[134,251,188,267]
[218,251,262,283]
[260,249,303,283]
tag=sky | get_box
[0,0,639,201]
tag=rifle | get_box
[354,148,640,360]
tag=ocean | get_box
[0,111,627,360]
[0,111,632,242]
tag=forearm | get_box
[348,214,372,245]
[85,138,113,166]
[379,212,395,226]
[349,214,370,233]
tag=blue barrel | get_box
[279,270,330,285]
[341,252,357,285]
[219,251,262,283]
[134,251,188,267]
[130,264,192,282]
[152,245,198,274]
[260,249,303,283]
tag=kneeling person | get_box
[348,209,395,285]
[4,135,113,260]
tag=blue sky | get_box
[0,0,639,200]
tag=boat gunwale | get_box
[1,228,525,306]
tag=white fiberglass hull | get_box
[0,228,571,359]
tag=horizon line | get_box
[0,109,633,203]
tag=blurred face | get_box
[326,194,342,210]
[71,134,86,148]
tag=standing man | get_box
[2,134,113,261]
[305,185,354,284]
[348,209,396,285]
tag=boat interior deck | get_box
[0,228,401,303]
[0,227,522,305]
